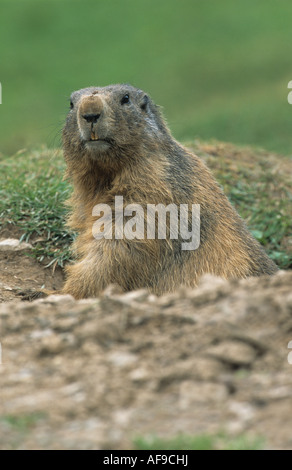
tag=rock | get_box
[205,341,257,367]
[0,238,33,251]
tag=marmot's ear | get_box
[140,94,149,111]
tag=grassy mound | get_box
[0,141,291,269]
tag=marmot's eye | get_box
[121,94,130,105]
[70,100,74,110]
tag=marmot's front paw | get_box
[17,289,49,301]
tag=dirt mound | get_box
[0,237,64,302]
[1,264,292,449]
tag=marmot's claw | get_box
[17,289,49,301]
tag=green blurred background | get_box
[1,0,292,155]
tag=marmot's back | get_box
[61,84,278,299]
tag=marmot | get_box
[61,84,278,299]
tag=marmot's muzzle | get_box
[78,94,104,142]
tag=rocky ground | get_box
[0,238,292,449]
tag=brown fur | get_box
[60,84,278,299]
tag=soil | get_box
[0,234,292,450]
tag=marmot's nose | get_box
[82,113,100,123]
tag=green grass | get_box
[0,147,74,268]
[0,415,264,450]
[1,0,292,155]
[133,432,264,450]
[192,140,292,269]
[0,413,47,433]
[0,142,290,270]
[0,412,47,448]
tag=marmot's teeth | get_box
[91,131,99,141]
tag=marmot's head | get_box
[63,84,169,170]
